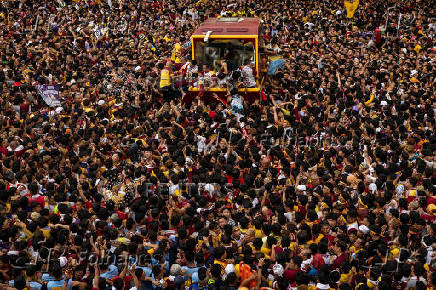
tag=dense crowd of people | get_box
[0,0,435,289]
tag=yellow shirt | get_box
[159,69,171,88]
[254,229,263,238]
[21,225,34,240]
[214,260,227,275]
[41,227,51,239]
[340,271,352,283]
[260,247,271,258]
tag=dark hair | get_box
[210,263,222,278]
[225,272,237,284]
[213,246,225,259]
[51,262,63,279]
[14,276,26,290]
[113,278,124,290]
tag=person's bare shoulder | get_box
[0,284,17,290]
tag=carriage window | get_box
[195,39,255,70]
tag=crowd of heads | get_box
[0,0,435,289]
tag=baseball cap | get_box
[59,257,67,268]
[358,225,369,234]
[308,268,318,277]
[273,264,284,276]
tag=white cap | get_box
[98,99,105,106]
[59,257,67,268]
[135,66,142,72]
[358,225,370,234]
[369,183,377,193]
[410,70,418,76]
[297,185,306,191]
[273,264,284,276]
[347,222,359,231]
[380,101,388,106]
[55,107,63,114]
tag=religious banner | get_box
[36,85,61,107]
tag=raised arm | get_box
[336,70,342,88]
[93,263,100,290]
[273,106,279,124]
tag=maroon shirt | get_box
[330,252,348,270]
[284,269,301,283]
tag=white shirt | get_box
[284,212,293,222]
